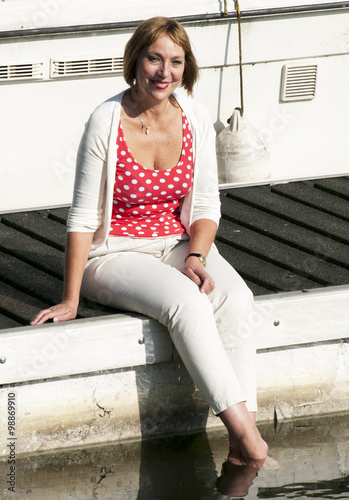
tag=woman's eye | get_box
[172,60,183,66]
[148,56,160,63]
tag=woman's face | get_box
[134,34,185,104]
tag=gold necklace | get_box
[132,99,170,135]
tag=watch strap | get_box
[185,253,207,266]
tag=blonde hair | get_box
[123,17,199,94]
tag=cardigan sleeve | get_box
[189,100,221,227]
[66,101,113,233]
[192,108,220,226]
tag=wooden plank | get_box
[217,217,349,287]
[48,207,70,225]
[0,314,173,384]
[0,250,63,304]
[215,239,321,293]
[0,313,21,329]
[314,177,349,201]
[256,285,349,350]
[226,186,349,244]
[77,298,116,319]
[255,285,349,349]
[0,224,64,279]
[0,279,51,325]
[220,194,349,269]
[1,286,349,385]
[244,280,273,296]
[0,255,112,328]
[1,211,66,251]
[270,181,349,221]
[1,177,348,332]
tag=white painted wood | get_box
[1,286,349,385]
[0,314,172,385]
[255,285,349,349]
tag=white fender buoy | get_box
[216,108,271,184]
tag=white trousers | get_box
[81,234,257,415]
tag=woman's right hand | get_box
[30,298,78,326]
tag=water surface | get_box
[1,413,348,499]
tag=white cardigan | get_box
[67,90,221,253]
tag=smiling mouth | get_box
[152,80,170,89]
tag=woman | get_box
[31,16,268,468]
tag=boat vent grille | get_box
[50,56,124,78]
[0,62,44,82]
[280,62,318,102]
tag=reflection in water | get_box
[0,413,348,499]
[217,461,259,498]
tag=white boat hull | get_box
[0,1,349,212]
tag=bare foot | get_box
[219,403,268,468]
[227,445,247,466]
[228,429,268,469]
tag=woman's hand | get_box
[182,256,215,294]
[30,232,94,326]
[30,298,78,326]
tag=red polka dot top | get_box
[110,111,193,238]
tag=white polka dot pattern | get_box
[110,112,193,238]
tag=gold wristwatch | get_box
[185,253,207,266]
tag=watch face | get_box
[199,254,207,266]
